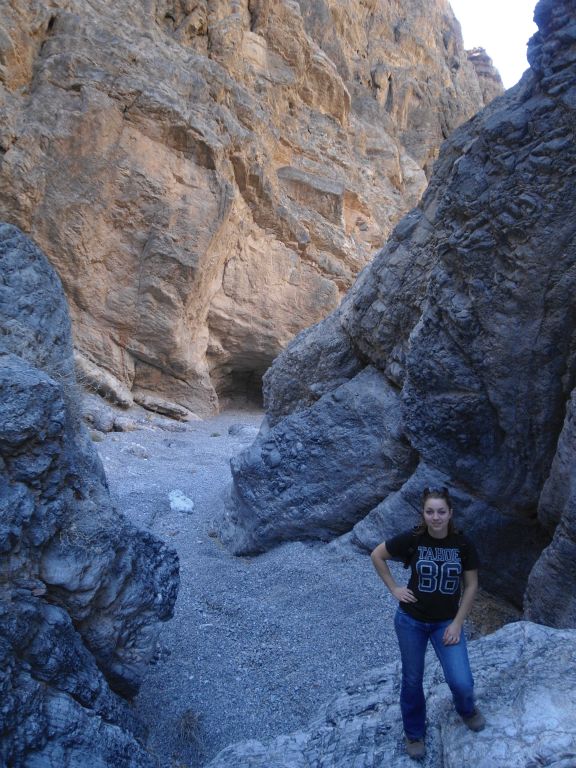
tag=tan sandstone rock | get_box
[0,0,500,415]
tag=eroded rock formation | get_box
[524,388,576,627]
[0,224,178,766]
[206,622,576,768]
[225,0,576,626]
[467,47,505,104]
[0,0,498,416]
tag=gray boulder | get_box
[205,621,576,768]
[0,593,155,768]
[226,0,576,620]
[223,366,416,554]
[262,305,365,426]
[0,223,178,765]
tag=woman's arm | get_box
[442,569,478,645]
[370,542,417,604]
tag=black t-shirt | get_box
[385,529,479,622]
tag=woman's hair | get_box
[415,486,456,534]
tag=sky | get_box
[449,0,539,88]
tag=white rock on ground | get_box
[169,490,196,514]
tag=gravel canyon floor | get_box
[95,408,518,767]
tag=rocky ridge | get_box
[0,224,178,767]
[225,0,576,630]
[0,0,499,417]
[206,621,576,768]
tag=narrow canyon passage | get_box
[96,408,515,767]
[96,409,404,766]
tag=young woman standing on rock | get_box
[370,487,485,760]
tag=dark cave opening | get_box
[214,365,268,410]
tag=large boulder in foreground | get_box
[206,622,576,768]
[1,596,155,768]
[226,0,576,625]
[0,224,178,766]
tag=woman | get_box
[371,487,485,760]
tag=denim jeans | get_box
[394,608,475,740]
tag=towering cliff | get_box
[0,224,179,766]
[225,0,576,629]
[0,0,498,417]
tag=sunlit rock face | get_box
[0,0,496,416]
[226,0,576,626]
[0,224,178,766]
[205,622,576,768]
[467,47,505,104]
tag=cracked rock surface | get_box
[0,224,178,767]
[226,0,576,628]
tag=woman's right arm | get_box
[370,542,417,604]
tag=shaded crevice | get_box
[384,75,393,112]
[38,14,58,56]
[212,362,272,408]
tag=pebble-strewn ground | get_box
[96,408,519,767]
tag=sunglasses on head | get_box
[422,486,450,498]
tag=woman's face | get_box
[423,496,453,539]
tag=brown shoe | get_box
[404,736,426,760]
[463,708,486,732]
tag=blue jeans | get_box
[394,608,475,740]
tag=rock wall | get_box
[205,622,576,768]
[0,224,178,766]
[524,388,576,627]
[0,0,498,417]
[467,47,505,104]
[225,0,576,626]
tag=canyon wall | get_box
[225,0,576,629]
[0,224,178,766]
[0,0,498,417]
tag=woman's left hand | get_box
[443,622,462,645]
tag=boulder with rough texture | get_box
[227,0,576,624]
[467,47,505,104]
[524,388,576,628]
[0,0,498,415]
[205,621,576,768]
[0,223,178,765]
[223,366,417,553]
[0,594,156,768]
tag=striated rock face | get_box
[467,48,504,104]
[0,224,178,765]
[226,0,576,625]
[206,622,576,768]
[0,0,497,416]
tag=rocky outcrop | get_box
[226,366,417,552]
[0,0,498,416]
[225,0,576,625]
[0,224,178,765]
[206,621,576,768]
[524,389,576,628]
[467,48,505,104]
[1,596,156,768]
